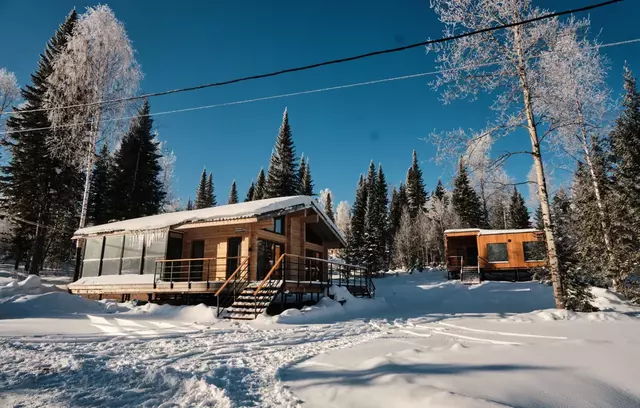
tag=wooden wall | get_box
[477,232,545,270]
[180,223,251,281]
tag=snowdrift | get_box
[122,302,217,323]
[0,275,116,319]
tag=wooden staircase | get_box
[223,281,283,320]
[460,266,481,284]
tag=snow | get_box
[74,196,345,245]
[445,228,540,235]
[1,268,640,407]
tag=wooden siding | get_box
[477,232,545,270]
[180,224,251,280]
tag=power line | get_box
[4,0,623,116]
[1,36,638,137]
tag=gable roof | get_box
[74,196,345,244]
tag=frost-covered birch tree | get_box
[44,5,141,232]
[0,68,20,131]
[335,201,351,236]
[157,140,180,213]
[536,20,617,286]
[427,0,576,308]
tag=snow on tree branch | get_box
[0,68,20,130]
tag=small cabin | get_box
[68,196,374,319]
[444,228,546,282]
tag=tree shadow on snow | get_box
[280,361,552,388]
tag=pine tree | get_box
[346,175,367,265]
[89,144,114,225]
[324,191,335,222]
[452,161,484,228]
[551,189,597,312]
[265,108,299,198]
[245,181,255,202]
[508,187,531,229]
[0,10,81,274]
[300,160,314,196]
[405,150,428,218]
[186,197,193,211]
[253,168,266,200]
[206,173,217,207]
[228,181,239,204]
[110,100,166,220]
[534,205,544,230]
[194,169,208,209]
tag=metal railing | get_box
[215,257,250,317]
[153,256,246,290]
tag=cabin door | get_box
[226,237,243,278]
[190,240,204,280]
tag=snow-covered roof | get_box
[444,228,540,236]
[74,196,345,244]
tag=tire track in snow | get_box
[0,320,382,407]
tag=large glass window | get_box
[487,243,509,263]
[82,237,104,277]
[523,241,546,262]
[121,235,143,275]
[101,236,123,275]
[143,233,168,275]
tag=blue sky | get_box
[2,0,639,207]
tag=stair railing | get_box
[215,257,250,317]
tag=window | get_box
[487,243,508,263]
[263,216,285,235]
[121,235,143,275]
[82,237,104,277]
[523,241,546,262]
[143,233,169,275]
[101,236,124,275]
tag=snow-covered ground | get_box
[1,269,639,407]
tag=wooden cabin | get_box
[68,196,374,319]
[444,228,546,283]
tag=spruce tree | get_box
[253,168,266,200]
[324,191,335,222]
[228,181,239,205]
[572,162,609,286]
[376,164,390,270]
[265,108,299,198]
[508,187,531,229]
[245,181,255,202]
[0,10,81,274]
[206,173,217,207]
[297,155,307,195]
[194,169,208,209]
[186,197,194,211]
[534,205,544,230]
[405,150,428,218]
[89,144,113,225]
[489,201,508,229]
[452,161,484,228]
[346,175,367,265]
[609,66,640,287]
[551,189,596,311]
[110,100,166,220]
[433,179,447,204]
[300,160,314,196]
